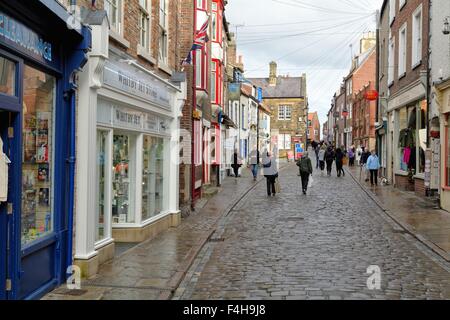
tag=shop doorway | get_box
[0,110,9,299]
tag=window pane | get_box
[96,130,108,242]
[112,134,135,223]
[21,65,56,245]
[142,136,165,220]
[0,56,15,96]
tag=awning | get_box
[221,114,237,129]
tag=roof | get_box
[247,76,305,99]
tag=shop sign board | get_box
[103,61,172,110]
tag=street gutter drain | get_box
[209,237,225,242]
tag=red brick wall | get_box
[395,174,415,191]
[389,0,429,96]
[414,178,426,196]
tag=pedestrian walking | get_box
[360,147,371,182]
[356,145,362,166]
[249,146,260,182]
[366,149,381,186]
[348,147,355,167]
[296,151,313,195]
[335,147,345,177]
[325,146,335,176]
[262,150,278,197]
[314,144,320,169]
[231,149,242,179]
[318,145,326,174]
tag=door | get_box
[0,111,9,300]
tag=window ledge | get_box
[158,63,173,76]
[414,173,425,180]
[398,72,406,80]
[137,45,156,65]
[109,30,130,49]
[412,60,422,70]
[388,80,394,88]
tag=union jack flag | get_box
[195,17,210,43]
[181,43,204,66]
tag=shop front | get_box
[74,26,184,277]
[0,1,90,299]
[387,81,428,195]
[436,79,450,211]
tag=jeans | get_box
[266,176,276,195]
[319,161,325,171]
[370,169,378,185]
[250,164,258,178]
[336,161,344,177]
[300,172,310,192]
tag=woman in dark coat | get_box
[335,147,345,177]
[262,150,278,196]
[324,146,335,177]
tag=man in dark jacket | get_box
[297,152,313,194]
[335,148,345,177]
[324,146,335,176]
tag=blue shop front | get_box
[0,0,91,299]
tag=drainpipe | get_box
[375,10,380,155]
[66,88,76,273]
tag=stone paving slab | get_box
[42,165,281,300]
[347,165,450,262]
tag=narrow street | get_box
[174,160,450,300]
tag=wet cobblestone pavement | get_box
[174,163,450,300]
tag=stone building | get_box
[248,62,308,159]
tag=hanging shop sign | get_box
[364,90,379,101]
[103,61,173,110]
[0,11,54,65]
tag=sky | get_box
[225,0,383,127]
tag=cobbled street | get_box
[174,163,450,300]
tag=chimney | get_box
[269,61,277,86]
[360,31,376,54]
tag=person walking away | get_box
[297,152,313,195]
[249,146,259,181]
[356,145,362,166]
[348,147,355,167]
[231,149,242,179]
[335,148,345,177]
[366,150,381,186]
[263,151,278,196]
[360,147,371,182]
[324,146,335,176]
[318,146,326,175]
[314,144,320,169]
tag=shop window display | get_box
[96,130,108,241]
[112,134,135,224]
[21,65,55,245]
[142,136,165,221]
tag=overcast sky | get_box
[226,0,383,126]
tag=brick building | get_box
[307,112,320,143]
[249,62,308,159]
[379,0,430,195]
[68,0,187,278]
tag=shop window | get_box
[418,100,427,173]
[112,134,136,224]
[96,130,110,242]
[142,136,166,221]
[105,0,122,35]
[0,56,15,96]
[195,48,208,90]
[388,35,395,86]
[21,65,56,245]
[211,61,217,103]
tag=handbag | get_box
[263,160,271,168]
[274,178,281,193]
[308,176,313,188]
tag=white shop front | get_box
[73,24,184,277]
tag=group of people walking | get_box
[230,141,382,198]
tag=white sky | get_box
[226,0,383,126]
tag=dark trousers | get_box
[326,160,333,175]
[266,176,276,195]
[336,161,344,177]
[319,161,325,171]
[370,169,378,185]
[349,157,355,166]
[316,155,319,168]
[300,171,310,191]
[233,166,239,177]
